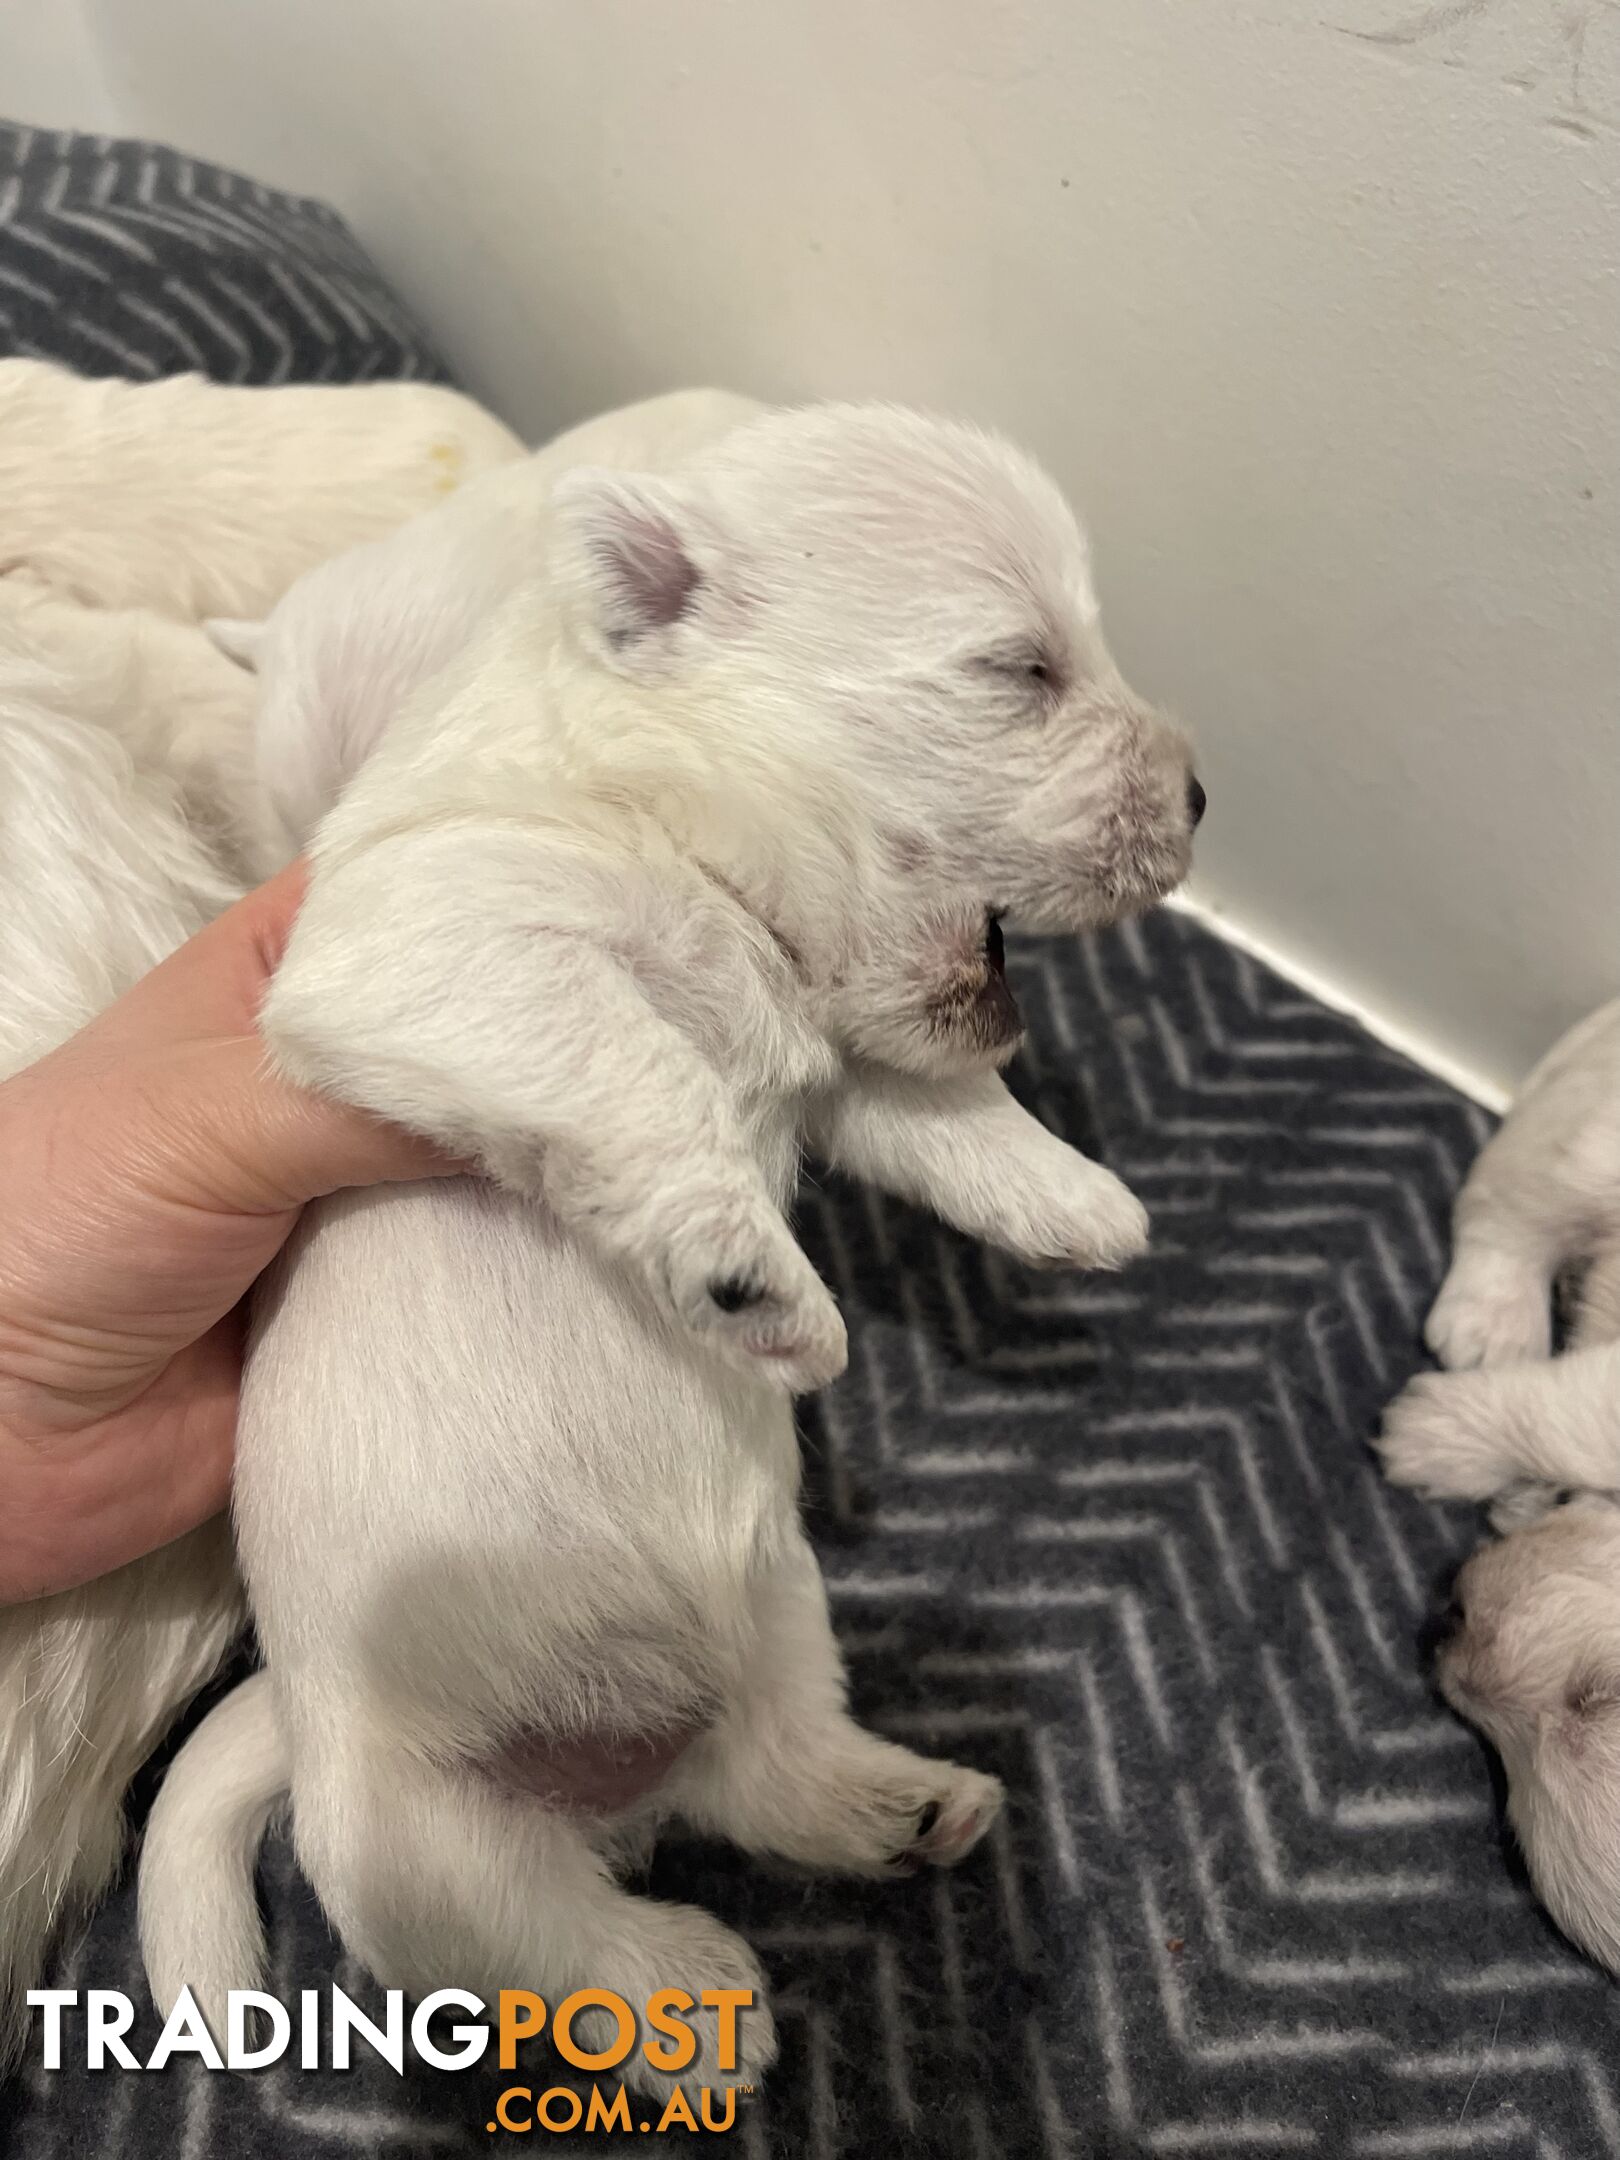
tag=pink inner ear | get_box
[592,501,701,645]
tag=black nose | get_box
[1187,775,1207,829]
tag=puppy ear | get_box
[205,617,267,672]
[549,468,728,672]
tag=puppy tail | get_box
[0,1525,244,2066]
[138,1669,288,2041]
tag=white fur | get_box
[1435,1497,1620,1974]
[1379,1001,1620,1506]
[0,633,248,2056]
[0,358,524,622]
[0,580,258,861]
[0,385,687,2047]
[138,399,1199,2089]
[1378,1001,1620,1972]
[1425,1000,1620,1374]
[214,388,762,880]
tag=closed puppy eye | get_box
[971,646,1065,702]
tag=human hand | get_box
[0,861,458,1602]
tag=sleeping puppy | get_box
[1378,1002,1620,1971]
[0,578,257,854]
[0,357,524,623]
[0,611,247,2060]
[1378,1001,1620,1512]
[208,386,763,880]
[1435,1496,1620,1974]
[0,388,753,2058]
[138,401,1203,2088]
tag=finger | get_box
[117,1032,462,1219]
[239,1057,467,1207]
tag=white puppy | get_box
[1434,1496,1620,1973]
[1378,1001,1620,1971]
[1379,1001,1620,1508]
[0,389,764,2056]
[209,387,763,880]
[0,623,248,2054]
[138,401,1202,2089]
[0,358,524,623]
[0,579,257,854]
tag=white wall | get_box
[4,0,119,133]
[23,1,1620,1098]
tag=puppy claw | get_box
[663,1200,847,1393]
[889,1770,1003,1874]
[707,1274,767,1315]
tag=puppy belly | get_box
[483,1723,699,1813]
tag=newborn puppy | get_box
[0,357,524,622]
[0,387,753,2058]
[139,402,1202,2089]
[1379,1003,1620,1970]
[1379,1002,1620,1508]
[0,619,247,2057]
[1437,1496,1620,1973]
[208,386,762,879]
[0,579,257,856]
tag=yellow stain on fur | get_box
[430,440,464,494]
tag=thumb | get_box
[157,1031,466,1221]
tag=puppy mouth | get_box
[985,909,1008,985]
[925,909,1022,1060]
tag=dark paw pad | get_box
[888,1799,942,1871]
[708,1275,766,1314]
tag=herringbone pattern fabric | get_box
[9,910,1615,2159]
[0,120,449,384]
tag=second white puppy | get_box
[0,358,525,623]
[1379,1000,1620,1974]
[140,401,1203,2088]
[0,389,754,2053]
[1379,1000,1620,1508]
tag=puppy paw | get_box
[1012,1162,1151,1274]
[603,1909,777,2099]
[887,1765,1005,1874]
[1425,1255,1551,1371]
[661,1195,846,1394]
[1375,1371,1522,1500]
[772,1745,1004,1878]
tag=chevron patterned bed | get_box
[3,120,1615,2160]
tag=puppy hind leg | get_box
[668,1533,1002,1877]
[289,1738,776,2093]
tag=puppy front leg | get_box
[263,831,845,1390]
[807,1065,1149,1270]
[1378,1340,1620,1500]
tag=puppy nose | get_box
[1186,775,1207,829]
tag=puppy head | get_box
[550,403,1202,1077]
[1439,1500,1620,1969]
